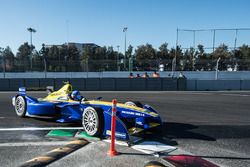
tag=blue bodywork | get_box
[12,88,162,140]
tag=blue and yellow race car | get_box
[12,83,162,140]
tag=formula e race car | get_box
[12,83,162,140]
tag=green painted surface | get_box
[75,131,100,140]
[47,129,78,137]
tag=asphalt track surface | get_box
[0,91,250,167]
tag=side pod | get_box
[103,111,130,140]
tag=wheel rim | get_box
[82,108,98,136]
[16,96,25,114]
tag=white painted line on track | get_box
[0,127,83,131]
[181,92,212,95]
[0,141,69,147]
[0,117,5,119]
[221,94,250,97]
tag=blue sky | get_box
[0,0,250,53]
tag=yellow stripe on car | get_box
[86,100,159,117]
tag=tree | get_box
[158,43,169,59]
[32,50,43,71]
[126,45,133,71]
[182,48,193,71]
[169,45,183,70]
[89,46,107,71]
[135,43,156,60]
[2,46,15,72]
[0,47,3,70]
[212,44,232,71]
[67,45,80,71]
[212,44,231,60]
[197,44,205,55]
[126,45,133,59]
[39,44,49,72]
[47,45,60,71]
[236,45,250,70]
[94,46,107,60]
[238,44,250,60]
[193,45,211,71]
[16,42,32,71]
[135,44,157,70]
[48,45,59,60]
[81,45,94,72]
[58,45,68,71]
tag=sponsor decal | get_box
[136,121,143,126]
[106,130,127,139]
[50,92,62,96]
[121,110,145,117]
[19,87,26,92]
[19,87,26,95]
[56,96,68,101]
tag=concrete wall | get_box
[0,78,186,91]
[1,78,249,91]
[186,80,250,91]
[1,71,250,80]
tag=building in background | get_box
[45,43,100,55]
[68,43,100,55]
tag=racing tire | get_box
[82,107,104,137]
[125,101,143,108]
[15,96,27,117]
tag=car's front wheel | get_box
[15,96,27,117]
[82,107,104,137]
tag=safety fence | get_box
[1,59,250,73]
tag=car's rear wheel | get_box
[15,96,27,117]
[82,107,104,137]
[125,101,143,108]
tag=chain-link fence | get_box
[1,58,250,73]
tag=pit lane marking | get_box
[0,127,83,131]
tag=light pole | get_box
[123,27,128,70]
[117,45,120,71]
[40,44,47,78]
[172,28,179,77]
[27,27,36,70]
